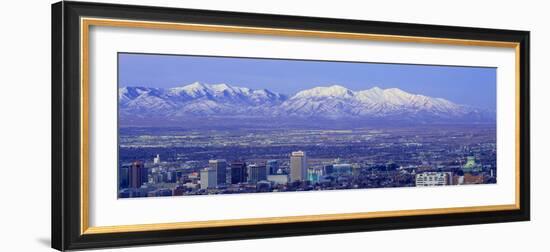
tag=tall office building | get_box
[230,160,247,184]
[266,160,279,175]
[290,151,307,182]
[153,154,160,164]
[118,165,129,189]
[129,161,148,188]
[248,163,267,183]
[200,167,218,189]
[209,159,227,185]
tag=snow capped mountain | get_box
[119,82,286,117]
[280,85,471,119]
[119,83,494,125]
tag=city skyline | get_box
[118,125,497,198]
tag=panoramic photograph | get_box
[117,52,497,198]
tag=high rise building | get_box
[290,151,307,182]
[119,165,129,189]
[129,161,148,188]
[209,159,227,185]
[248,163,267,183]
[200,167,218,189]
[230,160,247,184]
[266,160,279,175]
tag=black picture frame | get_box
[52,1,530,251]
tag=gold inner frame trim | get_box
[84,204,517,234]
[80,17,522,235]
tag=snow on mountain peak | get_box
[211,83,230,89]
[119,83,493,123]
[369,86,383,91]
[294,85,354,99]
[210,83,232,92]
[280,85,474,118]
[384,87,407,95]
[119,82,287,117]
[293,85,414,101]
[165,82,208,97]
[181,81,208,92]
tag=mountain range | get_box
[119,82,494,126]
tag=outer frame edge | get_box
[55,1,531,250]
[51,1,64,251]
[519,31,531,222]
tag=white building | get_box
[200,168,218,189]
[267,174,289,185]
[153,154,160,164]
[290,151,307,182]
[183,182,199,190]
[415,172,451,187]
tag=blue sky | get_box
[119,53,496,109]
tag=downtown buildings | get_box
[118,144,495,198]
[198,153,306,189]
